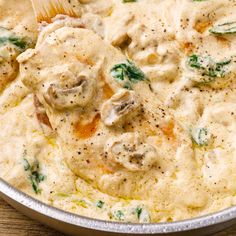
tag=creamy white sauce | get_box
[0,0,236,223]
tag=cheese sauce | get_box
[0,0,236,223]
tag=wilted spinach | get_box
[111,60,147,89]
[188,54,231,83]
[23,159,45,194]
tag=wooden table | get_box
[0,198,63,236]
[0,197,236,236]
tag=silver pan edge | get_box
[1,178,236,236]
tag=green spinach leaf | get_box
[96,200,105,209]
[111,60,147,89]
[114,210,125,220]
[135,206,143,219]
[23,159,45,194]
[0,27,29,50]
[188,54,231,82]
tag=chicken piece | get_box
[18,25,192,199]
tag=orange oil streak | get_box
[216,36,230,47]
[99,72,114,99]
[76,54,94,66]
[180,42,195,55]
[161,120,176,140]
[103,82,114,99]
[74,113,101,139]
[194,21,212,34]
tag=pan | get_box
[1,178,236,235]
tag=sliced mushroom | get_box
[104,133,158,172]
[101,90,141,126]
[44,74,95,110]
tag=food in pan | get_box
[0,0,236,223]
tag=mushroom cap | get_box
[101,89,141,126]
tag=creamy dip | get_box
[0,0,236,223]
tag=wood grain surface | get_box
[0,198,63,236]
[0,197,236,236]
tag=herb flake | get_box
[111,60,147,89]
[114,210,125,221]
[188,54,231,82]
[135,206,143,219]
[0,27,30,50]
[23,159,45,194]
[96,200,105,209]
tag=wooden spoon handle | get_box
[30,0,79,23]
